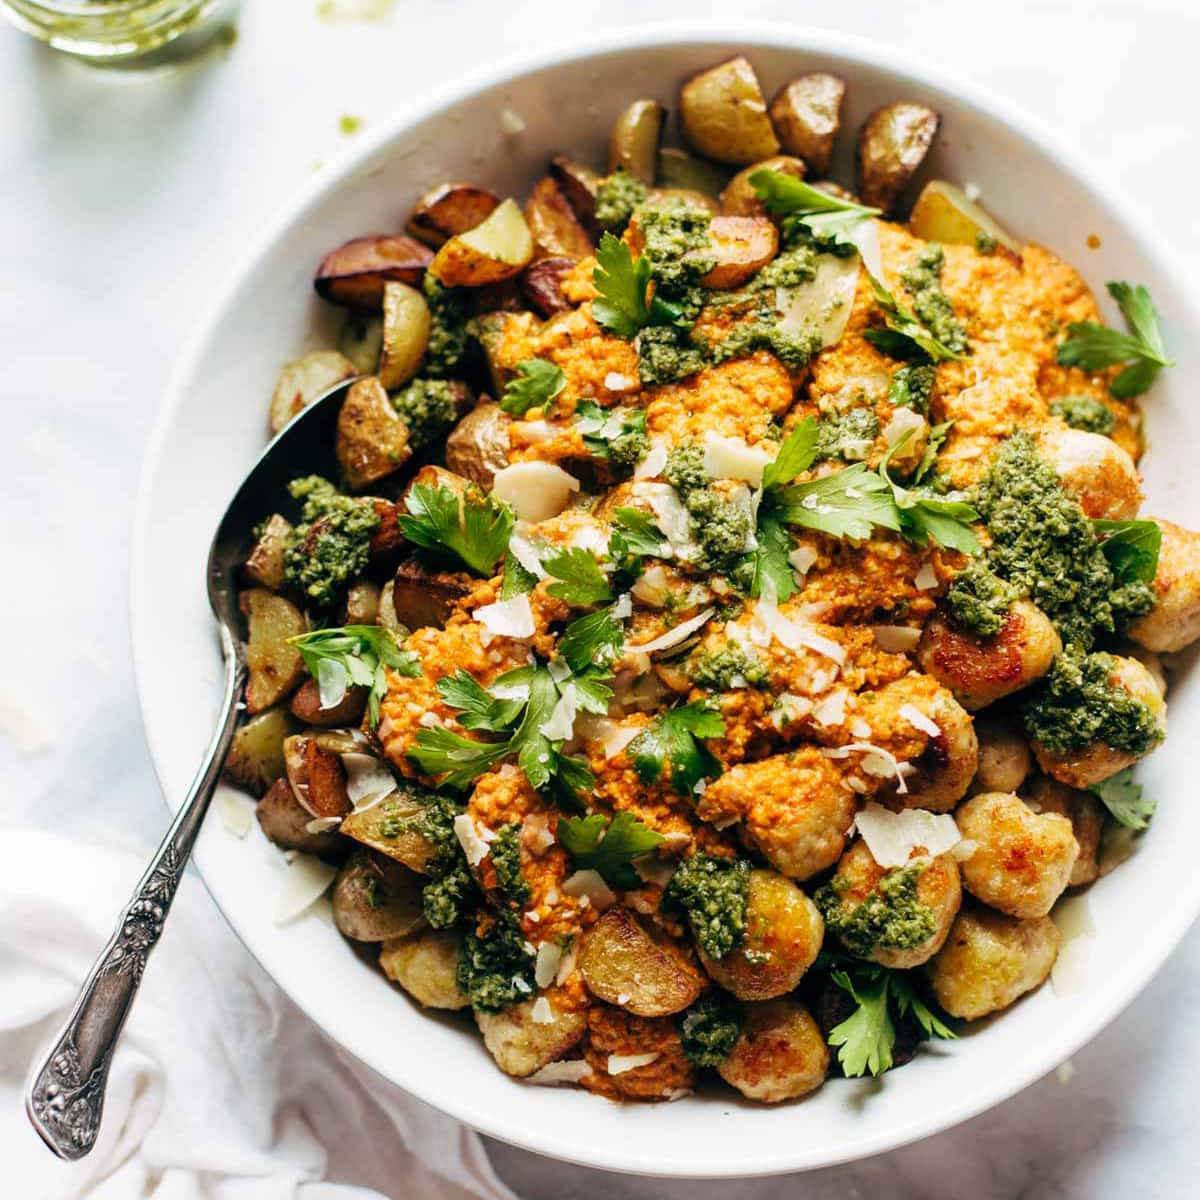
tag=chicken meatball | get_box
[717,998,829,1103]
[1023,775,1104,887]
[927,904,1060,1020]
[582,1006,695,1101]
[971,717,1033,794]
[955,791,1078,918]
[1128,518,1200,653]
[895,688,980,813]
[379,930,469,1010]
[1039,426,1142,520]
[476,995,588,1078]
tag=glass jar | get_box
[0,0,236,62]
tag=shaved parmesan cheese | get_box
[824,743,911,793]
[535,942,563,988]
[576,715,640,759]
[305,816,342,834]
[417,712,442,728]
[702,432,773,486]
[633,854,675,887]
[563,869,616,910]
[883,407,927,450]
[217,791,253,838]
[454,814,490,867]
[316,657,348,710]
[608,1052,659,1075]
[342,753,398,806]
[634,440,669,479]
[530,997,555,1024]
[499,107,526,134]
[872,625,922,653]
[492,461,579,521]
[604,371,637,392]
[568,522,609,556]
[776,251,862,348]
[771,693,813,729]
[1056,1060,1077,1085]
[526,1059,593,1086]
[914,561,939,591]
[627,607,714,655]
[632,564,671,605]
[539,683,578,741]
[555,938,578,986]
[900,704,941,738]
[847,218,884,280]
[854,801,960,866]
[849,717,871,738]
[474,594,535,639]
[634,481,693,555]
[490,679,531,701]
[274,854,338,924]
[813,688,849,728]
[951,837,978,862]
[788,545,817,575]
[612,592,633,620]
[1051,935,1090,996]
[508,533,547,579]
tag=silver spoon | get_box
[26,378,357,1160]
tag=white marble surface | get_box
[1,0,1198,1195]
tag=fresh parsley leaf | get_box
[748,506,797,601]
[406,726,512,790]
[749,170,881,248]
[558,811,665,888]
[558,607,624,673]
[543,546,614,607]
[828,969,895,1077]
[773,463,902,541]
[1092,518,1162,585]
[879,432,981,555]
[289,625,418,727]
[889,973,957,1041]
[1057,281,1174,398]
[629,700,725,796]
[571,668,616,715]
[761,418,820,490]
[437,670,524,732]
[547,750,595,811]
[500,546,538,599]
[591,232,682,339]
[399,483,513,577]
[512,668,561,791]
[575,400,647,459]
[866,274,967,363]
[611,507,668,558]
[913,420,952,485]
[501,358,566,416]
[1090,768,1155,831]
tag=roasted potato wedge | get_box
[289,677,368,727]
[269,350,357,435]
[768,73,846,175]
[314,234,433,310]
[720,155,806,217]
[407,182,501,249]
[520,256,575,316]
[223,706,300,797]
[336,376,411,491]
[656,147,730,196]
[340,786,442,873]
[580,907,704,1017]
[332,850,426,942]
[549,156,601,232]
[679,56,780,165]
[256,778,345,855]
[445,402,513,490]
[430,198,534,287]
[470,310,520,396]
[608,99,666,185]
[378,281,431,391]
[523,177,594,261]
[698,215,779,288]
[243,513,294,592]
[341,579,381,626]
[337,312,384,376]
[476,997,587,1078]
[241,588,306,713]
[283,733,352,819]
[366,498,406,562]
[391,556,473,629]
[379,929,469,1009]
[909,180,1021,256]
[855,101,940,213]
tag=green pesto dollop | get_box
[900,245,969,355]
[457,909,536,1012]
[664,854,751,961]
[711,318,820,370]
[944,561,1020,637]
[1050,394,1116,435]
[636,200,715,293]
[1022,646,1163,755]
[693,644,767,691]
[575,400,649,477]
[753,243,819,289]
[489,822,530,905]
[889,362,936,414]
[975,232,998,255]
[392,378,459,450]
[635,324,710,387]
[422,275,469,378]
[815,407,880,463]
[594,167,650,233]
[283,475,380,609]
[815,863,937,958]
[664,443,708,496]
[664,444,753,570]
[678,993,743,1067]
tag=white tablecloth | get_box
[2,1,1198,1197]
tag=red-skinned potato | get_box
[523,177,594,260]
[429,198,534,287]
[406,182,500,248]
[332,851,425,942]
[549,156,601,233]
[336,376,411,490]
[769,74,846,175]
[699,215,779,288]
[314,235,433,310]
[520,256,575,316]
[256,778,345,855]
[289,677,368,727]
[390,557,473,629]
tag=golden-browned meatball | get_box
[699,869,824,1000]
[972,717,1033,795]
[917,600,1061,711]
[1039,427,1142,520]
[476,994,587,1078]
[379,930,469,1010]
[581,1006,695,1101]
[717,998,829,1103]
[817,841,961,969]
[896,688,980,813]
[956,792,1078,918]
[927,904,1060,1020]
[1128,519,1200,653]
[1023,776,1104,887]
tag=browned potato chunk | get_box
[720,155,806,217]
[917,600,1061,711]
[223,706,299,797]
[656,147,730,196]
[256,778,344,855]
[366,498,406,562]
[477,997,587,1078]
[430,198,534,287]
[523,176,594,260]
[269,350,357,434]
[608,98,666,185]
[391,557,473,629]
[679,56,780,165]
[337,312,384,375]
[580,907,704,1016]
[445,402,513,490]
[332,851,425,942]
[520,256,575,317]
[289,677,367,727]
[549,156,601,232]
[717,998,828,1103]
[340,786,440,872]
[956,792,1078,918]
[341,578,381,625]
[927,904,1060,1020]
[406,182,501,249]
[1024,776,1104,887]
[698,215,779,289]
[909,180,1021,255]
[243,513,294,592]
[855,102,940,213]
[379,929,469,1009]
[282,733,352,820]
[378,281,431,391]
[241,588,306,713]
[1128,519,1200,653]
[314,234,432,310]
[336,376,411,491]
[698,870,823,1000]
[768,73,846,175]
[971,716,1033,794]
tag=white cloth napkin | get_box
[0,828,519,1200]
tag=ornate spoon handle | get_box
[26,626,246,1160]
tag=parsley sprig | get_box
[629,700,725,796]
[543,546,614,607]
[592,232,684,339]
[865,275,967,363]
[749,171,881,249]
[1092,519,1162,585]
[878,430,982,555]
[399,483,514,577]
[501,359,566,416]
[1090,767,1155,831]
[1057,282,1174,398]
[289,625,419,726]
[558,811,665,888]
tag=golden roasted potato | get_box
[580,907,705,1017]
[520,256,575,317]
[366,498,406,563]
[269,349,357,434]
[378,281,431,391]
[679,56,781,165]
[223,706,300,797]
[391,556,473,629]
[698,870,823,1000]
[341,578,381,626]
[971,716,1033,795]
[855,101,940,213]
[956,791,1078,918]
[289,677,367,727]
[314,234,433,309]
[243,513,293,592]
[719,155,806,217]
[549,155,601,232]
[646,186,719,214]
[429,198,534,287]
[406,182,501,248]
[917,600,1062,711]
[1129,518,1200,653]
[379,929,469,1009]
[340,786,441,873]
[768,73,846,175]
[256,778,344,855]
[283,733,353,820]
[336,376,411,490]
[698,215,779,289]
[476,997,587,1078]
[469,310,520,397]
[241,588,306,713]
[909,180,1021,255]
[1038,427,1142,520]
[523,176,594,260]
[717,998,828,1103]
[656,147,729,196]
[1024,776,1104,887]
[332,850,426,942]
[337,312,384,375]
[927,904,1060,1020]
[445,402,513,489]
[607,98,666,185]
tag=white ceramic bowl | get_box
[132,24,1200,1177]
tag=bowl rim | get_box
[130,20,1200,1177]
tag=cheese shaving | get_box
[853,801,960,867]
[492,461,579,521]
[454,814,490,867]
[526,1059,593,1086]
[607,1052,659,1075]
[274,854,338,924]
[872,625,922,653]
[813,688,849,728]
[914,561,939,591]
[534,942,563,988]
[899,704,941,738]
[823,743,911,793]
[342,753,399,806]
[530,997,555,1024]
[562,869,616,910]
[634,441,669,479]
[539,683,578,741]
[474,594,535,639]
[508,533,547,578]
[701,431,773,486]
[217,791,253,838]
[627,608,713,655]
